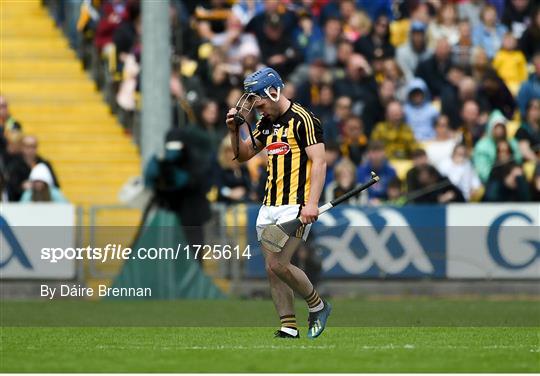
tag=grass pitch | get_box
[1,299,539,372]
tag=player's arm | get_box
[226,108,263,162]
[301,143,326,224]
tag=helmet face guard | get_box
[235,87,281,117]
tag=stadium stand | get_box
[1,0,141,210]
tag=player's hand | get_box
[226,108,239,131]
[300,203,319,224]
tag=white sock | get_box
[308,300,324,313]
[280,327,298,336]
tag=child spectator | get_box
[371,100,419,159]
[403,78,439,141]
[492,32,528,95]
[438,144,483,201]
[20,164,67,203]
[357,141,397,203]
[483,139,530,202]
[339,116,368,165]
[384,177,406,206]
[324,158,366,206]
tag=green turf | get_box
[1,300,539,372]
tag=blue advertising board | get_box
[245,205,446,279]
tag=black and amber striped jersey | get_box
[252,102,324,206]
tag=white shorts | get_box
[255,204,312,242]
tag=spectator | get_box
[396,21,432,81]
[213,137,252,204]
[354,14,394,63]
[458,100,487,153]
[343,9,371,43]
[0,95,22,134]
[357,141,397,202]
[517,52,540,116]
[372,79,398,126]
[2,130,23,167]
[250,12,300,78]
[334,37,355,71]
[112,0,140,69]
[515,98,540,162]
[478,69,516,120]
[324,96,352,143]
[452,19,475,70]
[425,114,459,168]
[311,83,335,131]
[93,0,128,53]
[483,139,530,202]
[323,141,341,188]
[492,32,528,95]
[403,78,439,141]
[382,58,407,102]
[530,162,540,201]
[324,157,366,206]
[6,135,60,202]
[296,61,330,109]
[470,46,491,82]
[438,143,483,201]
[501,0,533,40]
[405,148,430,193]
[371,100,419,159]
[339,115,368,165]
[305,16,342,65]
[428,3,460,47]
[195,99,227,152]
[415,38,453,98]
[473,110,522,183]
[293,11,324,61]
[472,4,507,59]
[518,6,540,60]
[211,12,260,77]
[409,164,465,204]
[441,71,490,129]
[384,176,406,206]
[458,0,487,28]
[334,53,379,135]
[19,163,67,203]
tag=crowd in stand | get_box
[4,0,540,205]
[0,96,66,203]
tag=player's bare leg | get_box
[262,244,298,338]
[265,237,314,297]
[264,236,332,338]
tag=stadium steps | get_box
[1,0,142,291]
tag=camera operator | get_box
[144,128,211,260]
